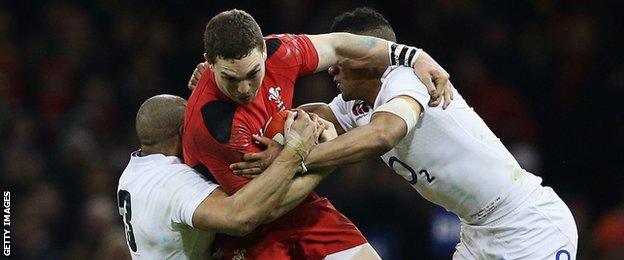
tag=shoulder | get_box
[264,34,313,67]
[385,67,421,84]
[381,67,427,95]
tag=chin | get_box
[341,93,356,101]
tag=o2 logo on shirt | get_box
[556,249,571,260]
[388,156,435,185]
[351,101,371,118]
[268,86,285,110]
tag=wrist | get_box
[388,42,422,67]
[285,139,310,162]
[274,147,302,166]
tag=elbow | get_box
[369,129,397,155]
[229,214,262,236]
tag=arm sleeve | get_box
[379,67,431,112]
[169,169,220,228]
[327,94,358,132]
[279,34,319,76]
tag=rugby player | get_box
[183,9,451,259]
[230,7,579,259]
[117,95,325,259]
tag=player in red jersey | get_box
[183,9,452,259]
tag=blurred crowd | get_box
[1,0,623,259]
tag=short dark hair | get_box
[331,7,396,42]
[203,9,264,63]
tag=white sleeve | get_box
[327,94,357,132]
[168,169,219,228]
[379,67,431,112]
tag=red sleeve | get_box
[269,34,319,76]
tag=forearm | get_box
[333,33,392,69]
[305,124,391,170]
[263,168,333,223]
[228,148,301,228]
[310,33,393,72]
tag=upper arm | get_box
[306,34,340,73]
[370,95,423,146]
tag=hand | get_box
[285,110,324,160]
[317,117,338,143]
[411,51,454,109]
[229,135,284,177]
[188,62,207,91]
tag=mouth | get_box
[239,94,253,102]
[333,78,342,90]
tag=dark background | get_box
[1,0,623,259]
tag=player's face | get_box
[328,65,376,101]
[210,48,267,104]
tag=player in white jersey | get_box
[230,8,578,259]
[117,94,324,259]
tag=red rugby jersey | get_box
[183,34,319,195]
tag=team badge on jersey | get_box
[351,101,371,119]
[268,86,285,110]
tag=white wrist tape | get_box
[283,112,310,161]
[373,98,420,134]
[388,43,422,67]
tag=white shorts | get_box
[453,186,578,260]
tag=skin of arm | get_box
[262,168,333,223]
[308,33,393,73]
[307,33,453,108]
[298,103,345,135]
[191,147,301,236]
[304,95,423,170]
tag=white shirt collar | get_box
[130,150,182,165]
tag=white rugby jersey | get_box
[117,151,219,259]
[328,66,543,224]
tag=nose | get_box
[237,81,251,95]
[328,66,340,76]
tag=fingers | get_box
[188,62,207,91]
[309,112,319,122]
[197,62,206,72]
[230,160,263,172]
[450,83,455,100]
[295,109,311,122]
[420,74,439,102]
[233,168,263,176]
[252,135,279,147]
[317,117,333,130]
[242,152,264,162]
[284,110,296,132]
[442,80,452,109]
[229,161,251,171]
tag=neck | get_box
[360,80,382,105]
[140,142,179,157]
[359,68,386,104]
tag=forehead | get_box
[214,49,264,74]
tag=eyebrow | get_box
[221,64,261,81]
